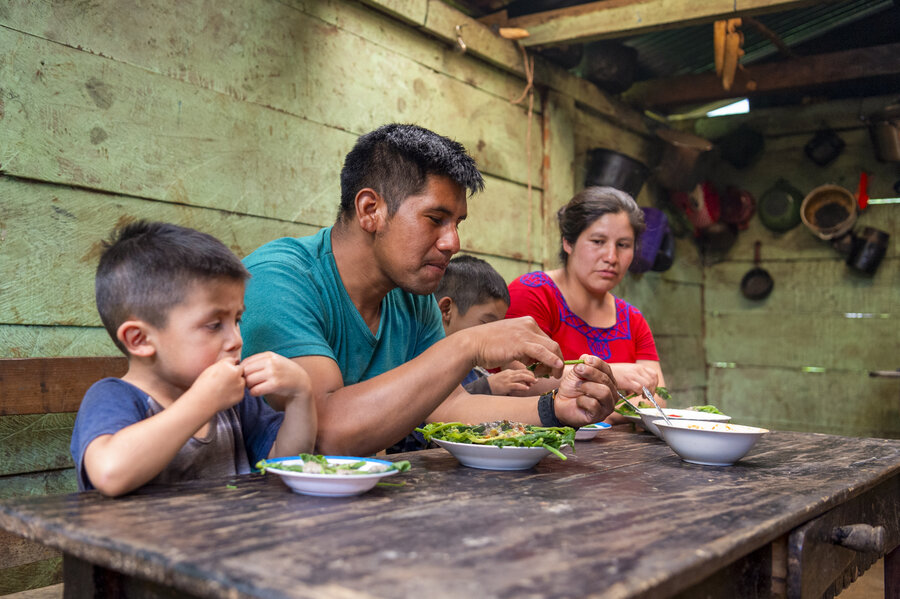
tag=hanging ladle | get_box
[740,241,774,300]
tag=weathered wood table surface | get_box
[1,428,898,599]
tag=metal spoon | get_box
[642,386,673,427]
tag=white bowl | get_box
[260,456,404,497]
[652,420,769,466]
[638,408,731,438]
[432,438,569,470]
[575,422,612,441]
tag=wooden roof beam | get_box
[497,0,848,48]
[624,42,900,110]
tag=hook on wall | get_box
[455,24,467,53]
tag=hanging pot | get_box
[741,241,774,300]
[847,227,890,275]
[670,181,719,232]
[630,207,672,274]
[800,184,857,241]
[651,230,675,272]
[758,178,803,233]
[719,186,756,230]
[867,103,900,163]
[584,148,650,199]
[804,128,845,166]
[654,129,714,192]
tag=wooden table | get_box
[1,428,898,599]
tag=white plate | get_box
[432,438,569,470]
[260,456,403,497]
[575,422,612,441]
[638,408,731,438]
[652,420,768,466]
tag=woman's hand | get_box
[608,362,658,395]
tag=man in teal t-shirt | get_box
[241,124,619,456]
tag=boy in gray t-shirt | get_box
[71,221,317,496]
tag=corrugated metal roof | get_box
[625,0,894,79]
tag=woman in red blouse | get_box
[505,186,666,417]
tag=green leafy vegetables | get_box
[417,421,575,460]
[256,454,411,475]
[613,387,723,416]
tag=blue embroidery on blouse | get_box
[519,272,631,360]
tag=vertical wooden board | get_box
[614,279,703,338]
[0,414,77,477]
[0,30,352,225]
[0,469,78,500]
[654,334,706,390]
[459,176,542,263]
[2,0,540,187]
[0,326,118,360]
[0,179,319,326]
[705,313,899,372]
[707,367,900,439]
[704,259,898,314]
[542,91,577,269]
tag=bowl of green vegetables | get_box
[257,454,410,497]
[417,421,575,470]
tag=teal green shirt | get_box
[241,226,445,386]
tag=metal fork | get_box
[616,391,642,415]
[642,386,673,427]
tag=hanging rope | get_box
[511,43,536,267]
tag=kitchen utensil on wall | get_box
[741,241,774,300]
[847,227,889,275]
[630,207,673,274]
[800,184,857,240]
[655,129,714,192]
[719,186,756,230]
[584,149,650,199]
[652,230,675,272]
[717,124,765,169]
[670,181,719,232]
[803,127,845,166]
[867,102,900,163]
[757,178,803,233]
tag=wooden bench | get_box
[0,357,126,596]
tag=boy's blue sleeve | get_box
[237,392,286,463]
[70,378,150,491]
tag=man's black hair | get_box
[433,255,509,315]
[338,123,485,220]
[95,220,249,355]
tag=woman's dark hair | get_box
[338,124,484,220]
[433,255,509,314]
[557,186,646,265]
[95,220,249,354]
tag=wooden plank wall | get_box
[693,96,900,439]
[0,0,657,592]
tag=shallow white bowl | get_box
[652,420,769,466]
[260,456,403,497]
[575,422,612,441]
[432,438,569,470]
[638,408,731,438]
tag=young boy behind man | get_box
[434,255,536,395]
[70,221,317,497]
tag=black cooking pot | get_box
[584,149,649,199]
